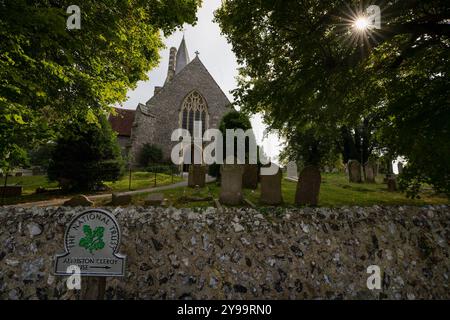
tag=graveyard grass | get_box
[2,172,183,205]
[3,172,448,207]
[130,173,449,208]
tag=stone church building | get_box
[109,37,231,167]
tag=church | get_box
[109,37,231,167]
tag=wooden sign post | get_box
[54,209,126,300]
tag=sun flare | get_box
[353,17,370,31]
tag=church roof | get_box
[175,36,190,74]
[141,55,231,115]
[108,108,135,137]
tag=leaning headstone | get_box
[242,164,258,189]
[112,193,132,206]
[286,162,298,181]
[63,195,93,207]
[188,165,206,188]
[364,162,376,183]
[295,166,321,206]
[260,166,283,205]
[387,178,397,192]
[145,193,164,206]
[219,164,244,206]
[348,160,362,183]
[397,162,404,175]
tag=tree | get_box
[280,123,339,169]
[216,0,450,197]
[47,115,124,191]
[209,110,253,177]
[139,144,164,167]
[1,0,201,171]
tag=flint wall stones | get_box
[0,205,449,300]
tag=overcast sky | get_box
[119,0,284,162]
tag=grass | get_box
[2,172,448,207]
[134,173,449,208]
[1,172,183,205]
[105,171,183,192]
[133,183,219,208]
[2,175,59,195]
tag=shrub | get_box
[139,144,163,167]
[47,115,124,191]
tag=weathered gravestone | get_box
[348,160,362,183]
[188,165,206,188]
[260,166,283,205]
[145,193,164,206]
[387,177,398,192]
[242,164,258,189]
[64,195,93,207]
[112,193,132,206]
[364,162,376,183]
[295,166,321,206]
[286,161,298,181]
[54,209,126,300]
[219,164,244,206]
[397,162,404,175]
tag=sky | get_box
[118,0,284,163]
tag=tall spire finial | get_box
[175,36,190,74]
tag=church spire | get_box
[175,36,190,74]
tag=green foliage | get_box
[146,164,178,175]
[47,115,125,191]
[79,225,105,254]
[216,0,450,197]
[280,123,339,167]
[218,110,252,133]
[28,143,55,169]
[0,0,201,171]
[209,110,254,177]
[139,144,164,167]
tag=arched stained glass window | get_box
[179,91,209,136]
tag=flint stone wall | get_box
[0,205,449,300]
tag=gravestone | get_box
[348,160,362,183]
[242,164,258,189]
[32,167,42,176]
[64,195,93,207]
[397,162,403,175]
[260,167,283,205]
[145,193,164,206]
[364,162,376,183]
[188,165,206,188]
[219,164,244,206]
[286,162,298,181]
[295,166,321,206]
[112,193,132,206]
[387,178,397,192]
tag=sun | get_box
[353,16,370,31]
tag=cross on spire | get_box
[195,51,200,57]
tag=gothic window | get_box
[180,91,209,136]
